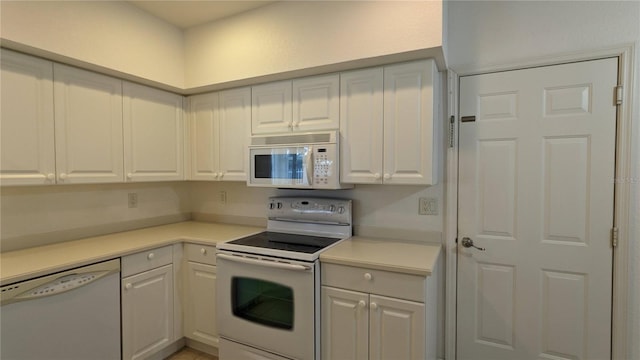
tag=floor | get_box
[165,347,218,360]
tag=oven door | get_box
[217,251,318,360]
[248,146,313,188]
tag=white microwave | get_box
[247,131,352,189]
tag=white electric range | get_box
[216,196,352,360]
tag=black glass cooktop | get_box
[228,231,342,254]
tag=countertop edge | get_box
[319,256,432,277]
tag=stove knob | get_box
[277,202,282,209]
[269,203,274,210]
[337,206,345,214]
[329,205,336,212]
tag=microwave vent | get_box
[251,131,335,146]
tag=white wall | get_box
[447,1,640,358]
[0,182,191,251]
[0,1,185,90]
[184,1,443,89]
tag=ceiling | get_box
[128,1,278,29]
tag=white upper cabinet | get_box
[53,64,124,184]
[251,74,339,134]
[1,49,56,186]
[251,80,292,134]
[340,67,384,184]
[218,87,251,181]
[189,88,250,181]
[341,60,439,185]
[292,74,340,132]
[383,60,439,185]
[123,82,184,182]
[189,92,219,180]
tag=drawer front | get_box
[184,243,217,265]
[121,245,173,277]
[321,263,425,302]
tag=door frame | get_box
[444,44,636,360]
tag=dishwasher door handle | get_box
[216,253,311,272]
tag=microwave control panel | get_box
[313,147,333,186]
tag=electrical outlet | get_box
[419,197,438,215]
[219,191,227,205]
[128,193,138,208]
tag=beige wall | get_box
[0,182,191,251]
[0,1,185,90]
[184,1,443,89]
[0,1,443,91]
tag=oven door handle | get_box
[216,253,312,272]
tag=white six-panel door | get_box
[457,58,618,360]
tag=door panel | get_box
[457,58,617,360]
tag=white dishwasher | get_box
[0,259,121,360]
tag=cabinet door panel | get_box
[123,82,184,182]
[189,93,219,180]
[369,294,425,360]
[293,74,339,132]
[122,264,174,360]
[251,81,292,134]
[184,262,218,346]
[218,87,250,181]
[54,64,123,184]
[0,49,55,185]
[322,286,368,360]
[340,68,384,184]
[383,60,438,185]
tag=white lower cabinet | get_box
[322,263,433,360]
[121,246,175,360]
[183,244,219,347]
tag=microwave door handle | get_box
[305,147,313,186]
[217,253,311,272]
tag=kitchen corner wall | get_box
[0,1,185,90]
[0,182,191,252]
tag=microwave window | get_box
[231,277,294,330]
[255,154,304,180]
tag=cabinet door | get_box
[122,264,174,360]
[340,68,384,184]
[184,262,218,347]
[53,64,123,184]
[0,49,55,185]
[383,60,438,185]
[123,82,184,182]
[189,93,220,180]
[369,294,425,360]
[293,74,340,132]
[218,87,250,181]
[322,286,369,360]
[251,81,292,134]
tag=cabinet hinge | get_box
[448,116,455,148]
[611,227,619,248]
[615,85,623,105]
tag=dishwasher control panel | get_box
[0,259,120,306]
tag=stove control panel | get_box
[267,197,352,225]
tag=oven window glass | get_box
[231,277,294,330]
[254,153,304,180]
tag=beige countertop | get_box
[320,236,442,276]
[0,221,263,285]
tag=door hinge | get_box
[615,85,623,105]
[448,116,455,148]
[611,227,619,248]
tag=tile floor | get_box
[165,347,217,360]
